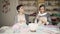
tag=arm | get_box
[34,14,39,23]
[14,16,18,23]
[47,13,52,24]
[25,14,29,25]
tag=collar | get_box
[38,12,47,16]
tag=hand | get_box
[40,17,47,24]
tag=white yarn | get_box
[28,23,38,31]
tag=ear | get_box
[18,10,20,11]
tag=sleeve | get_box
[47,13,52,24]
[34,17,37,23]
[25,14,29,25]
[14,16,18,23]
[34,14,39,23]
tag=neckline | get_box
[38,12,47,16]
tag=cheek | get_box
[40,10,45,12]
[21,9,24,11]
[42,10,45,11]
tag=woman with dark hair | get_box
[16,5,29,24]
[35,4,52,25]
[12,5,29,32]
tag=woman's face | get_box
[18,6,25,13]
[39,7,45,13]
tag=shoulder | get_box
[46,12,50,16]
[14,15,19,19]
[46,13,51,17]
[47,13,50,15]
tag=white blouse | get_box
[17,14,26,23]
[35,12,49,25]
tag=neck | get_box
[39,11,45,14]
[18,12,24,15]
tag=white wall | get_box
[0,0,18,26]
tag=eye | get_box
[21,8,23,9]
